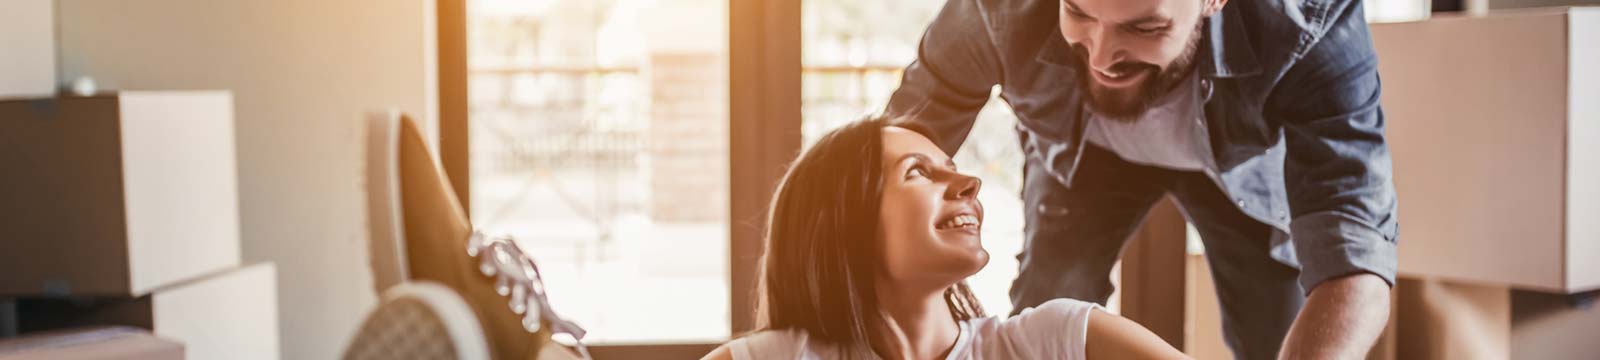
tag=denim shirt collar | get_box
[1201,6,1262,78]
[1035,5,1262,79]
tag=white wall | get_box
[0,0,56,98]
[57,0,437,358]
[1488,0,1600,9]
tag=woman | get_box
[702,115,1189,359]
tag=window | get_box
[466,0,729,343]
[802,0,1028,317]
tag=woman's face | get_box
[876,126,989,285]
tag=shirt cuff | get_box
[1289,211,1398,294]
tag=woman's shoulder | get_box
[985,299,1188,360]
[1011,298,1102,325]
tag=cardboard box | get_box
[1373,7,1600,293]
[0,327,183,360]
[16,264,279,360]
[1393,278,1512,359]
[0,92,240,297]
[1510,289,1600,358]
[0,0,56,99]
[1384,277,1600,360]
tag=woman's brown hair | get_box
[754,114,985,358]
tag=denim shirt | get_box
[886,0,1399,292]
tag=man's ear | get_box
[1202,0,1229,17]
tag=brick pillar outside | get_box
[646,51,728,223]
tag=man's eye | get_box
[1065,9,1090,19]
[1131,25,1169,35]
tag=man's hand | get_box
[1278,273,1391,360]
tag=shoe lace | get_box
[466,230,592,360]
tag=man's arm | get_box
[885,0,1003,155]
[1279,273,1390,360]
[1270,0,1398,358]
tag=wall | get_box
[56,0,437,358]
[0,0,56,98]
[1486,0,1600,9]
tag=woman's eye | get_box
[907,166,928,179]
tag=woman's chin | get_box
[940,233,989,270]
[944,247,991,278]
[966,248,990,275]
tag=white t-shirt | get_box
[726,298,1100,360]
[1084,73,1215,172]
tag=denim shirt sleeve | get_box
[885,0,1005,155]
[1270,0,1400,291]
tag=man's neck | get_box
[873,280,961,360]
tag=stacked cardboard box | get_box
[1176,10,1599,358]
[0,92,279,359]
[1377,6,1600,295]
[12,265,279,360]
[1366,7,1599,359]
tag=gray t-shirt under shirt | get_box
[1084,73,1214,172]
[726,298,1100,360]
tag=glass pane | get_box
[802,0,1027,317]
[468,0,728,343]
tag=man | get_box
[887,0,1397,358]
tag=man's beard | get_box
[1073,21,1204,120]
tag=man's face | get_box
[1060,0,1211,119]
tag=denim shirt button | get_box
[1237,200,1246,208]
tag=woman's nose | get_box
[947,174,982,200]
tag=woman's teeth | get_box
[938,214,980,230]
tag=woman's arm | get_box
[1086,310,1191,359]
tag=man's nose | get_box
[1087,26,1126,72]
